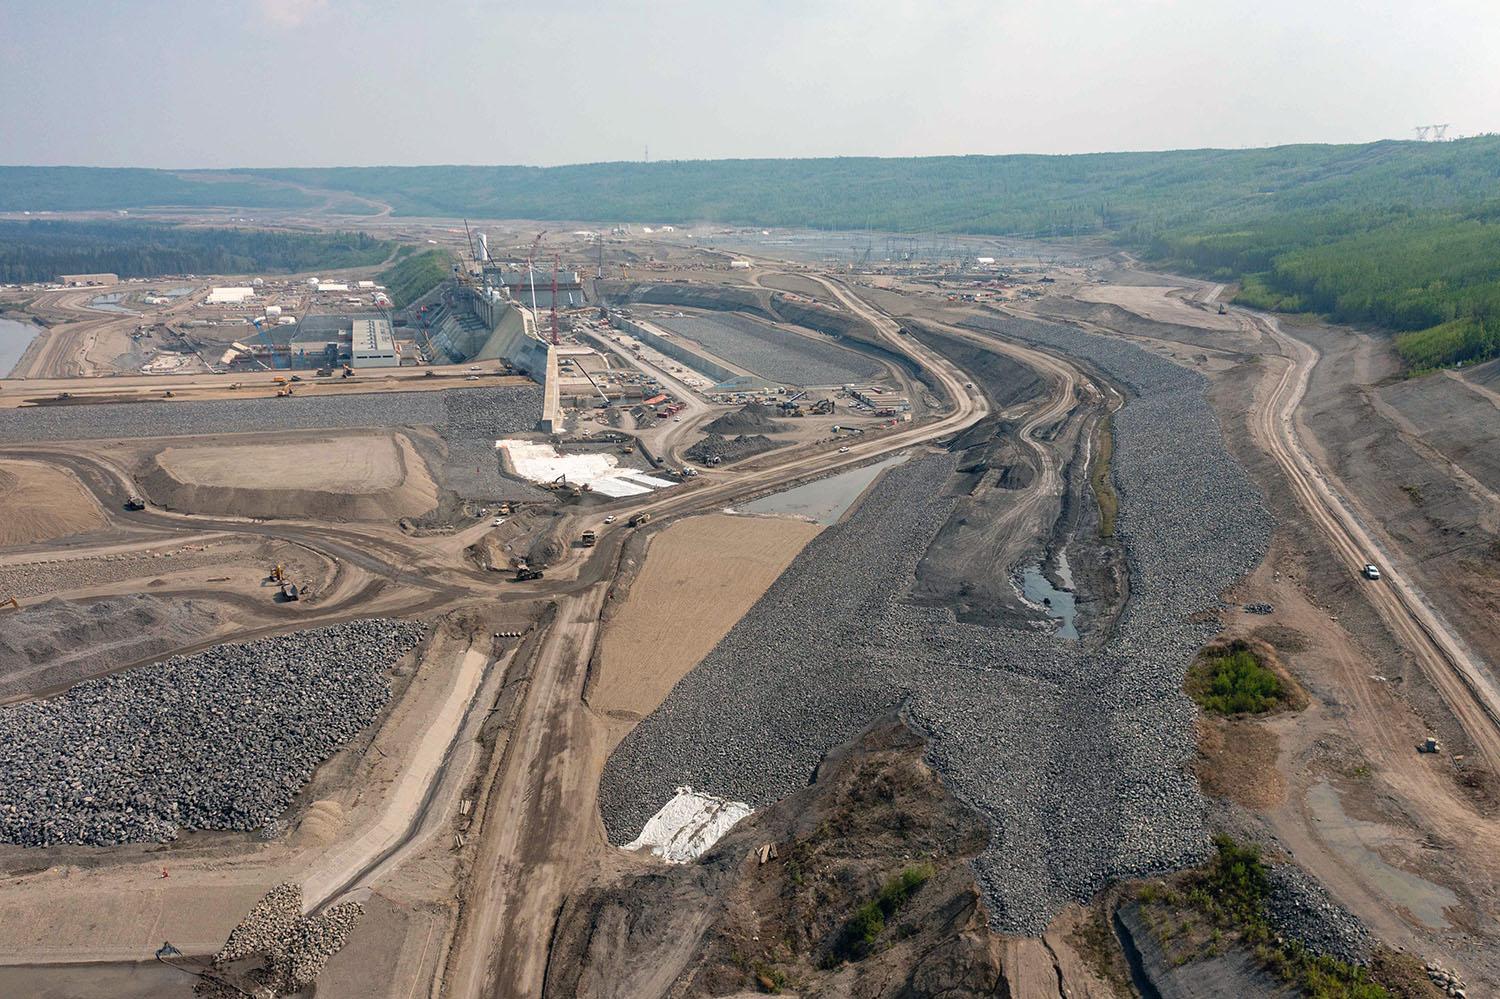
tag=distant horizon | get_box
[4,132,1498,173]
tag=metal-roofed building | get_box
[351,317,399,367]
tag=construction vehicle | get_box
[268,564,286,583]
[1419,736,1443,754]
[229,382,242,390]
[273,376,288,384]
[124,495,146,511]
[516,566,544,582]
[279,581,301,601]
[276,386,294,398]
[580,530,597,547]
[1,594,18,612]
[628,512,652,528]
[342,364,354,378]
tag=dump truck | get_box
[628,512,652,528]
[580,530,597,547]
[279,581,301,601]
[124,495,146,511]
[516,566,545,582]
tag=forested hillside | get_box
[378,248,454,308]
[0,221,391,284]
[6,137,1500,366]
[1147,206,1500,370]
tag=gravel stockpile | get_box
[600,314,1277,934]
[1264,863,1373,965]
[685,433,781,465]
[652,312,880,386]
[0,594,225,700]
[704,402,784,435]
[0,619,425,847]
[0,385,542,444]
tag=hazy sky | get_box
[3,0,1496,167]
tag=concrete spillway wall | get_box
[461,291,558,432]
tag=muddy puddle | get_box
[739,453,909,525]
[89,293,138,315]
[1306,780,1455,929]
[0,317,38,376]
[1020,553,1078,640]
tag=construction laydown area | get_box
[0,224,1496,999]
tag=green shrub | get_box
[829,864,933,963]
[1187,645,1286,715]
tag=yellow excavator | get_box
[1,593,19,611]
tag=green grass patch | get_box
[827,864,933,964]
[378,247,454,309]
[1142,837,1394,999]
[1089,416,1117,538]
[1187,642,1288,716]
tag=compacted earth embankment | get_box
[600,313,1275,935]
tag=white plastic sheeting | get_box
[624,786,753,863]
[496,439,675,497]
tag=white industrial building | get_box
[351,318,399,367]
[317,282,350,293]
[207,286,255,304]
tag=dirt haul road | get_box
[441,278,1006,999]
[1245,309,1500,772]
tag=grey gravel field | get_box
[0,385,542,443]
[652,312,881,386]
[599,313,1276,934]
[0,619,425,847]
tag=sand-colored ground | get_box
[1074,283,1241,332]
[591,513,821,723]
[0,459,107,547]
[143,432,439,521]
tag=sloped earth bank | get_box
[552,721,1025,997]
[0,458,107,546]
[138,432,440,522]
[600,313,1276,935]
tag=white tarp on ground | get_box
[496,439,675,497]
[624,786,753,863]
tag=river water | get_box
[739,452,909,525]
[0,317,39,376]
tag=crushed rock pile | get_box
[0,594,225,700]
[704,403,783,435]
[685,433,780,465]
[601,313,1278,935]
[0,618,425,847]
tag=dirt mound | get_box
[704,403,783,435]
[0,459,106,547]
[547,720,1008,997]
[138,432,439,522]
[0,594,225,700]
[685,433,780,466]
